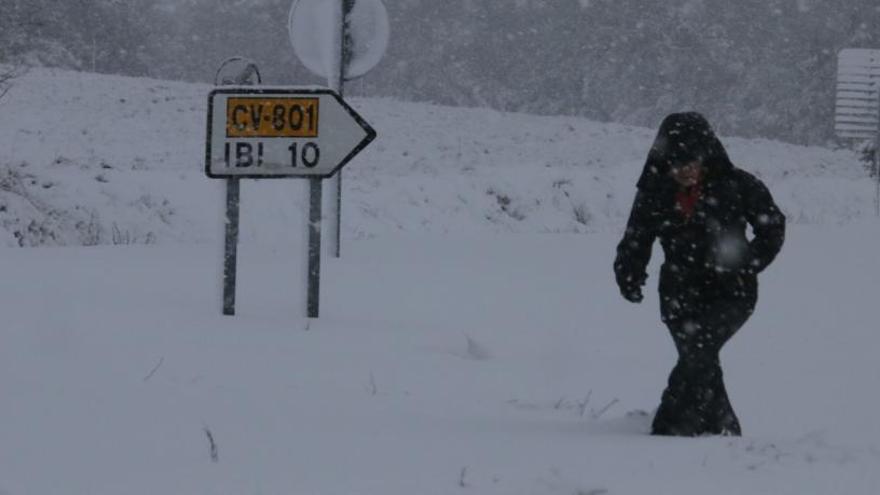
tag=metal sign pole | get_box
[214,57,261,316]
[323,2,342,260]
[325,0,355,259]
[308,177,323,317]
[336,0,355,258]
[334,155,343,258]
[223,178,240,315]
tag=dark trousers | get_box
[652,296,755,436]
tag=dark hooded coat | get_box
[614,112,785,436]
[614,112,785,316]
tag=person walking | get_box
[614,112,785,436]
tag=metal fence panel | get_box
[836,49,880,140]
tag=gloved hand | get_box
[617,272,646,303]
[620,284,644,303]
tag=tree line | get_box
[1,0,878,145]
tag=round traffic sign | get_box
[214,56,262,86]
[288,0,390,80]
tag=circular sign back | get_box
[288,0,390,80]
[214,56,262,86]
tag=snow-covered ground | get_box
[0,69,878,494]
[0,68,873,247]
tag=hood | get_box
[636,112,733,191]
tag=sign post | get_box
[289,0,390,257]
[222,178,240,315]
[214,57,263,315]
[308,178,322,316]
[206,87,376,318]
[326,0,356,259]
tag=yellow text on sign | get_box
[226,97,319,138]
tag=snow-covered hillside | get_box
[0,68,873,247]
[1,69,879,495]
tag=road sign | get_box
[215,56,262,86]
[288,0,389,81]
[835,48,880,140]
[205,87,376,179]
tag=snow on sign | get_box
[205,87,376,179]
[835,48,880,140]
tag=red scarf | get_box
[675,183,702,220]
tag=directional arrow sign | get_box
[205,87,376,179]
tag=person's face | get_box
[669,159,703,187]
